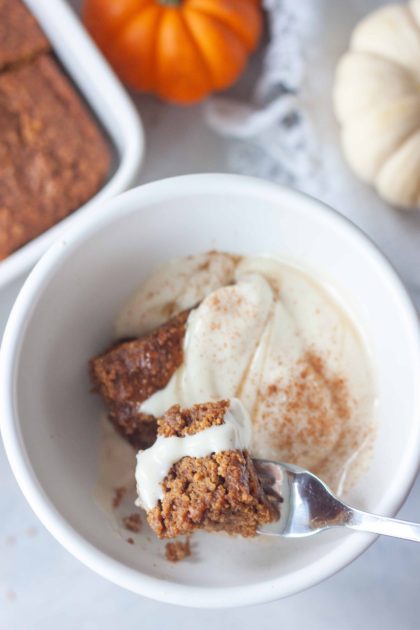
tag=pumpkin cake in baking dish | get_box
[0,0,111,260]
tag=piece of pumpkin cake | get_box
[135,399,278,539]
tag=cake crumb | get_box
[26,526,37,538]
[122,513,142,533]
[165,538,191,563]
[126,537,134,545]
[112,486,126,509]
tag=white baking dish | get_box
[0,0,145,289]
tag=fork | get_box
[254,459,420,541]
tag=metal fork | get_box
[254,459,420,542]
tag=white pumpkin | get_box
[333,0,420,209]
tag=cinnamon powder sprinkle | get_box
[258,350,355,486]
[267,384,279,396]
[268,351,351,437]
[304,352,350,423]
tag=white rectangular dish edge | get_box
[0,0,145,289]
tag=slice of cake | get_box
[90,310,189,449]
[0,54,111,259]
[0,0,50,70]
[136,399,278,538]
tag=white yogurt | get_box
[135,398,252,511]
[117,252,376,494]
[139,273,273,415]
[115,251,237,338]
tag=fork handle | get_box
[346,508,420,542]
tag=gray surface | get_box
[1,93,420,629]
[2,1,420,624]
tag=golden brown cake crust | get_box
[146,401,278,539]
[90,310,189,449]
[0,0,50,70]
[157,400,229,438]
[0,54,110,259]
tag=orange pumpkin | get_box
[83,0,263,104]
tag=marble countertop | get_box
[2,1,420,626]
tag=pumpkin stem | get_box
[158,0,182,5]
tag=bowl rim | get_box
[1,173,420,608]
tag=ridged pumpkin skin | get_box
[333,0,420,209]
[83,0,262,104]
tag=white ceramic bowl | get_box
[0,0,144,289]
[1,174,420,608]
